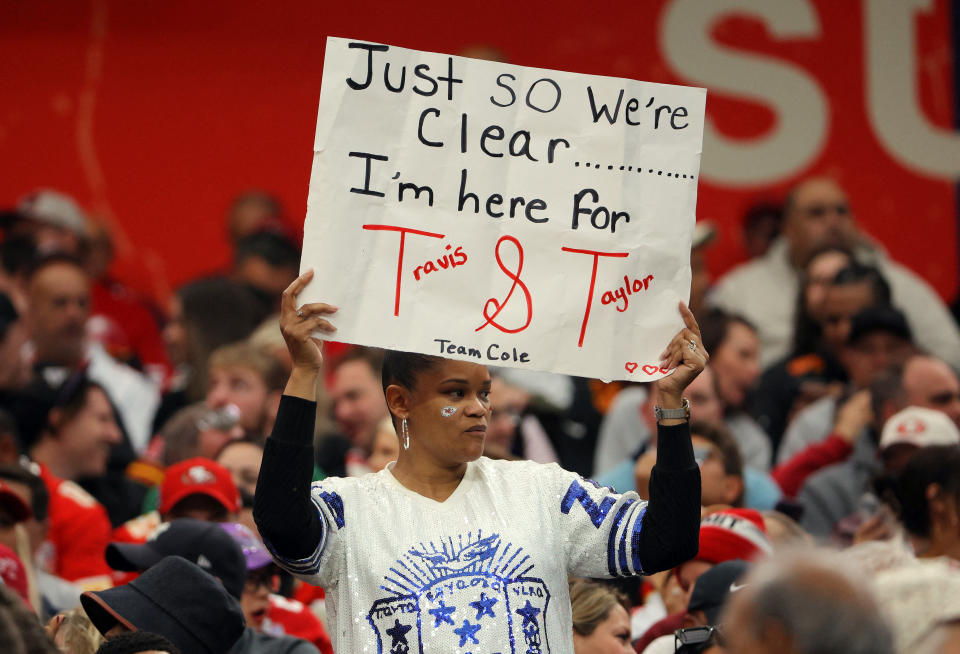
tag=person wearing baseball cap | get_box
[16,189,88,256]
[221,523,332,654]
[0,480,31,526]
[878,406,960,473]
[634,510,771,651]
[158,458,242,520]
[106,519,320,654]
[106,519,247,598]
[111,458,241,551]
[641,560,752,654]
[81,555,245,654]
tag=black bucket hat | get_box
[81,555,245,654]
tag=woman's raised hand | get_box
[279,269,338,372]
[655,302,709,402]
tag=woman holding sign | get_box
[254,269,705,653]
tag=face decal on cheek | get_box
[440,406,458,418]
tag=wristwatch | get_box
[654,398,690,422]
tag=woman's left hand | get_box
[655,303,709,402]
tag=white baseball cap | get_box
[18,189,88,236]
[879,406,960,453]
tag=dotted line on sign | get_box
[573,161,696,179]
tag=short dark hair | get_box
[742,202,783,233]
[50,375,109,431]
[691,420,743,478]
[0,235,37,277]
[25,251,86,281]
[234,231,299,270]
[831,264,891,305]
[0,463,49,522]
[336,346,385,379]
[96,631,181,654]
[893,444,960,538]
[691,420,744,506]
[381,350,443,394]
[175,277,270,402]
[698,309,756,354]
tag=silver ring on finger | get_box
[688,339,697,352]
[297,309,304,318]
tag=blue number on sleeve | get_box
[318,490,345,528]
[560,479,615,528]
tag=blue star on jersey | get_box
[429,600,456,627]
[470,593,498,620]
[453,620,481,646]
[367,531,552,653]
[515,600,541,627]
[385,619,412,647]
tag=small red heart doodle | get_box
[641,365,661,375]
[625,362,638,373]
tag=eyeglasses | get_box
[675,625,723,652]
[692,445,718,467]
[245,569,280,593]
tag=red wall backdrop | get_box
[1,0,956,304]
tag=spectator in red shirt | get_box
[27,378,120,588]
[633,509,772,653]
[222,522,332,654]
[84,221,171,387]
[112,457,241,547]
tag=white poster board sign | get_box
[301,37,705,381]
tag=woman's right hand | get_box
[280,269,338,372]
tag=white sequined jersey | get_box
[267,456,648,654]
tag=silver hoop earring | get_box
[401,417,410,450]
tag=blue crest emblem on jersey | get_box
[367,531,551,653]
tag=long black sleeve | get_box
[636,421,701,574]
[253,395,324,560]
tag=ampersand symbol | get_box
[476,235,533,334]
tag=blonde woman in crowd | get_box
[570,578,633,654]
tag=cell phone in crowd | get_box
[196,404,241,432]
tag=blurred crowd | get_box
[1,176,960,654]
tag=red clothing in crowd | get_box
[109,510,162,585]
[111,512,334,654]
[633,611,685,653]
[266,594,334,654]
[292,582,326,606]
[90,279,171,384]
[111,510,161,545]
[771,433,854,498]
[37,464,113,589]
